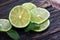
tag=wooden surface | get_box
[0,0,60,40]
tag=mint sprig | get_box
[6,29,20,40]
[25,23,40,32]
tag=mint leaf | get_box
[6,29,20,40]
[25,23,40,32]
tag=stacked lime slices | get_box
[9,3,50,32]
[32,20,50,32]
[30,8,50,24]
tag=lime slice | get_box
[32,20,50,32]
[31,8,50,24]
[9,6,31,28]
[22,2,37,10]
[0,19,12,32]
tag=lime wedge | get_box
[9,6,31,28]
[31,8,50,24]
[0,19,12,32]
[32,20,50,32]
[22,2,37,10]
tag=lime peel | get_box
[0,19,12,32]
[31,8,50,24]
[22,2,37,10]
[9,5,31,28]
[33,20,50,32]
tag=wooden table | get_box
[0,0,60,40]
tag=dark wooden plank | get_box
[0,0,60,40]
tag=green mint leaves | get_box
[25,23,40,32]
[6,29,20,40]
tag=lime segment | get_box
[33,20,50,32]
[0,19,12,32]
[31,8,50,24]
[9,6,31,28]
[22,2,37,10]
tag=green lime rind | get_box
[22,2,37,10]
[30,8,50,24]
[32,20,50,32]
[0,19,12,32]
[9,5,31,28]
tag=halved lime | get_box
[0,19,12,32]
[9,6,31,28]
[32,20,50,32]
[31,8,50,24]
[22,2,37,10]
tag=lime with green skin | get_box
[9,5,31,28]
[0,19,12,32]
[22,2,37,10]
[32,20,50,32]
[30,8,50,24]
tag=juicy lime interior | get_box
[33,20,50,32]
[31,8,50,24]
[9,6,31,28]
[0,19,12,32]
[22,2,37,10]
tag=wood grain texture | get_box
[0,0,60,40]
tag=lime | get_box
[22,2,37,10]
[31,8,50,24]
[9,6,31,28]
[0,19,12,32]
[32,20,50,32]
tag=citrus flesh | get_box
[9,6,31,28]
[32,20,50,32]
[0,19,12,32]
[31,8,50,24]
[22,2,37,10]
